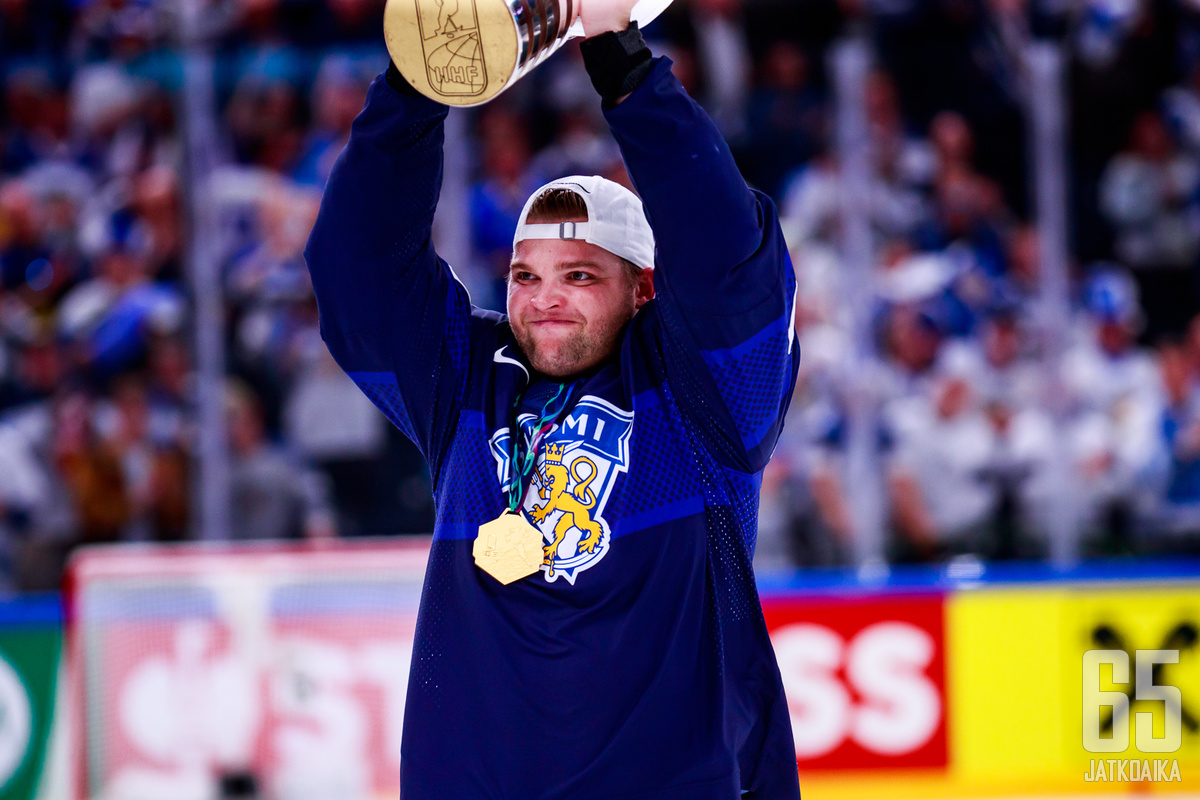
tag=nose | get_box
[529,277,565,311]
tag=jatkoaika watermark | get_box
[1083,649,1184,753]
[1084,758,1181,782]
[1082,648,1187,783]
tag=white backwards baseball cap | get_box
[513,175,657,271]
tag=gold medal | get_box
[473,511,544,584]
[477,380,576,583]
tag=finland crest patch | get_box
[490,396,634,584]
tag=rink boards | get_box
[0,543,1196,799]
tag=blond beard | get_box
[511,305,634,378]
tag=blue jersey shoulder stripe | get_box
[699,309,791,365]
[433,522,483,541]
[612,496,706,539]
[700,311,794,451]
[346,370,397,383]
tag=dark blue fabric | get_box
[305,58,801,800]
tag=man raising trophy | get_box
[304,0,804,795]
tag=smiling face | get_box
[507,229,653,378]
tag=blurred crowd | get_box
[0,0,1198,592]
[755,0,1200,568]
[0,0,431,592]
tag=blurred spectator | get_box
[0,72,36,173]
[1099,111,1200,341]
[226,380,334,541]
[952,312,1057,556]
[0,179,49,290]
[779,72,930,254]
[0,387,77,590]
[1151,338,1200,545]
[130,165,183,279]
[780,151,925,253]
[864,70,933,198]
[226,65,304,172]
[58,210,186,377]
[914,116,1011,284]
[95,376,154,535]
[0,328,68,412]
[743,41,824,198]
[754,453,825,570]
[1063,267,1166,552]
[878,304,942,399]
[1164,59,1200,154]
[145,333,193,444]
[756,247,857,569]
[0,411,47,590]
[95,374,190,541]
[794,408,872,568]
[875,246,980,337]
[469,106,542,311]
[70,63,162,178]
[70,0,168,63]
[885,360,999,560]
[672,0,753,139]
[283,330,398,537]
[292,55,370,188]
[999,223,1041,304]
[532,48,624,184]
[1,67,67,176]
[54,390,132,544]
[227,182,319,375]
[971,308,1045,414]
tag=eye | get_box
[567,271,594,282]
[511,270,537,284]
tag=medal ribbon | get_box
[506,381,580,514]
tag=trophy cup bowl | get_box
[384,0,673,107]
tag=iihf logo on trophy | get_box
[490,396,634,584]
[414,0,487,97]
[386,0,676,107]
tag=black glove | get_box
[385,62,425,98]
[580,22,654,106]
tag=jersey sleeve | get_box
[604,58,800,473]
[304,72,472,475]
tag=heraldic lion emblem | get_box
[490,396,634,584]
[530,443,604,572]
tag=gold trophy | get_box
[383,0,673,106]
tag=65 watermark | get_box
[1083,649,1184,783]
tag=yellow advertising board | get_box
[793,581,1200,798]
[949,585,1199,792]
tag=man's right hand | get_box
[578,0,641,37]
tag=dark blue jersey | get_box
[305,58,802,800]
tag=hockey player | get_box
[304,8,803,798]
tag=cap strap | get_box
[517,221,592,241]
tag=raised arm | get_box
[304,69,472,470]
[603,58,767,308]
[585,34,799,472]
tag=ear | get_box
[634,268,655,309]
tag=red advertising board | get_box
[763,592,948,770]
